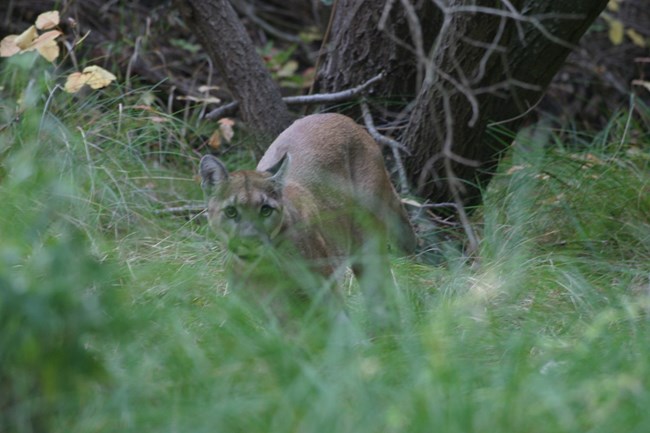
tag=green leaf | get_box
[608,18,624,45]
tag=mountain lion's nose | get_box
[228,236,263,260]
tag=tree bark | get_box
[317,0,440,107]
[317,0,609,207]
[176,0,292,137]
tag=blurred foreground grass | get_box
[1,54,649,433]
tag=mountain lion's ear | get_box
[200,155,229,191]
[267,154,290,189]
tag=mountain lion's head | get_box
[200,154,288,261]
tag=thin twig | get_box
[445,158,479,255]
[39,84,62,135]
[205,72,385,120]
[470,15,507,86]
[619,93,635,150]
[444,5,583,49]
[499,0,526,43]
[397,0,426,92]
[203,102,243,120]
[401,197,459,210]
[487,96,543,127]
[440,87,480,254]
[418,51,480,254]
[360,101,410,195]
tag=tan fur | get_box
[200,113,416,293]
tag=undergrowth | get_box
[1,54,649,433]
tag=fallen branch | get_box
[205,72,385,120]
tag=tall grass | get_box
[1,55,649,433]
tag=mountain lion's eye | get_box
[260,204,274,217]
[223,206,238,219]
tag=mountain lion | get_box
[200,113,416,299]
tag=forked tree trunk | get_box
[318,0,609,207]
[176,0,292,138]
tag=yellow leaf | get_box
[298,27,322,43]
[0,35,20,57]
[608,19,624,45]
[64,71,88,93]
[31,30,62,47]
[82,65,117,89]
[1,28,61,61]
[64,66,117,93]
[31,30,62,62]
[218,118,235,143]
[14,25,38,50]
[626,29,647,48]
[607,0,620,12]
[35,11,60,30]
[37,39,60,62]
[208,130,221,150]
[277,60,298,78]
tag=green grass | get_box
[1,55,650,433]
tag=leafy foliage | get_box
[0,10,116,93]
[0,11,61,62]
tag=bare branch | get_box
[423,7,453,87]
[499,0,527,42]
[378,0,397,30]
[444,5,584,49]
[486,96,543,127]
[397,0,426,91]
[284,72,385,105]
[360,101,410,195]
[444,157,480,254]
[469,15,508,86]
[205,72,385,120]
[416,20,482,252]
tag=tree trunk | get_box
[176,0,292,137]
[403,0,610,206]
[317,0,440,107]
[318,0,609,207]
